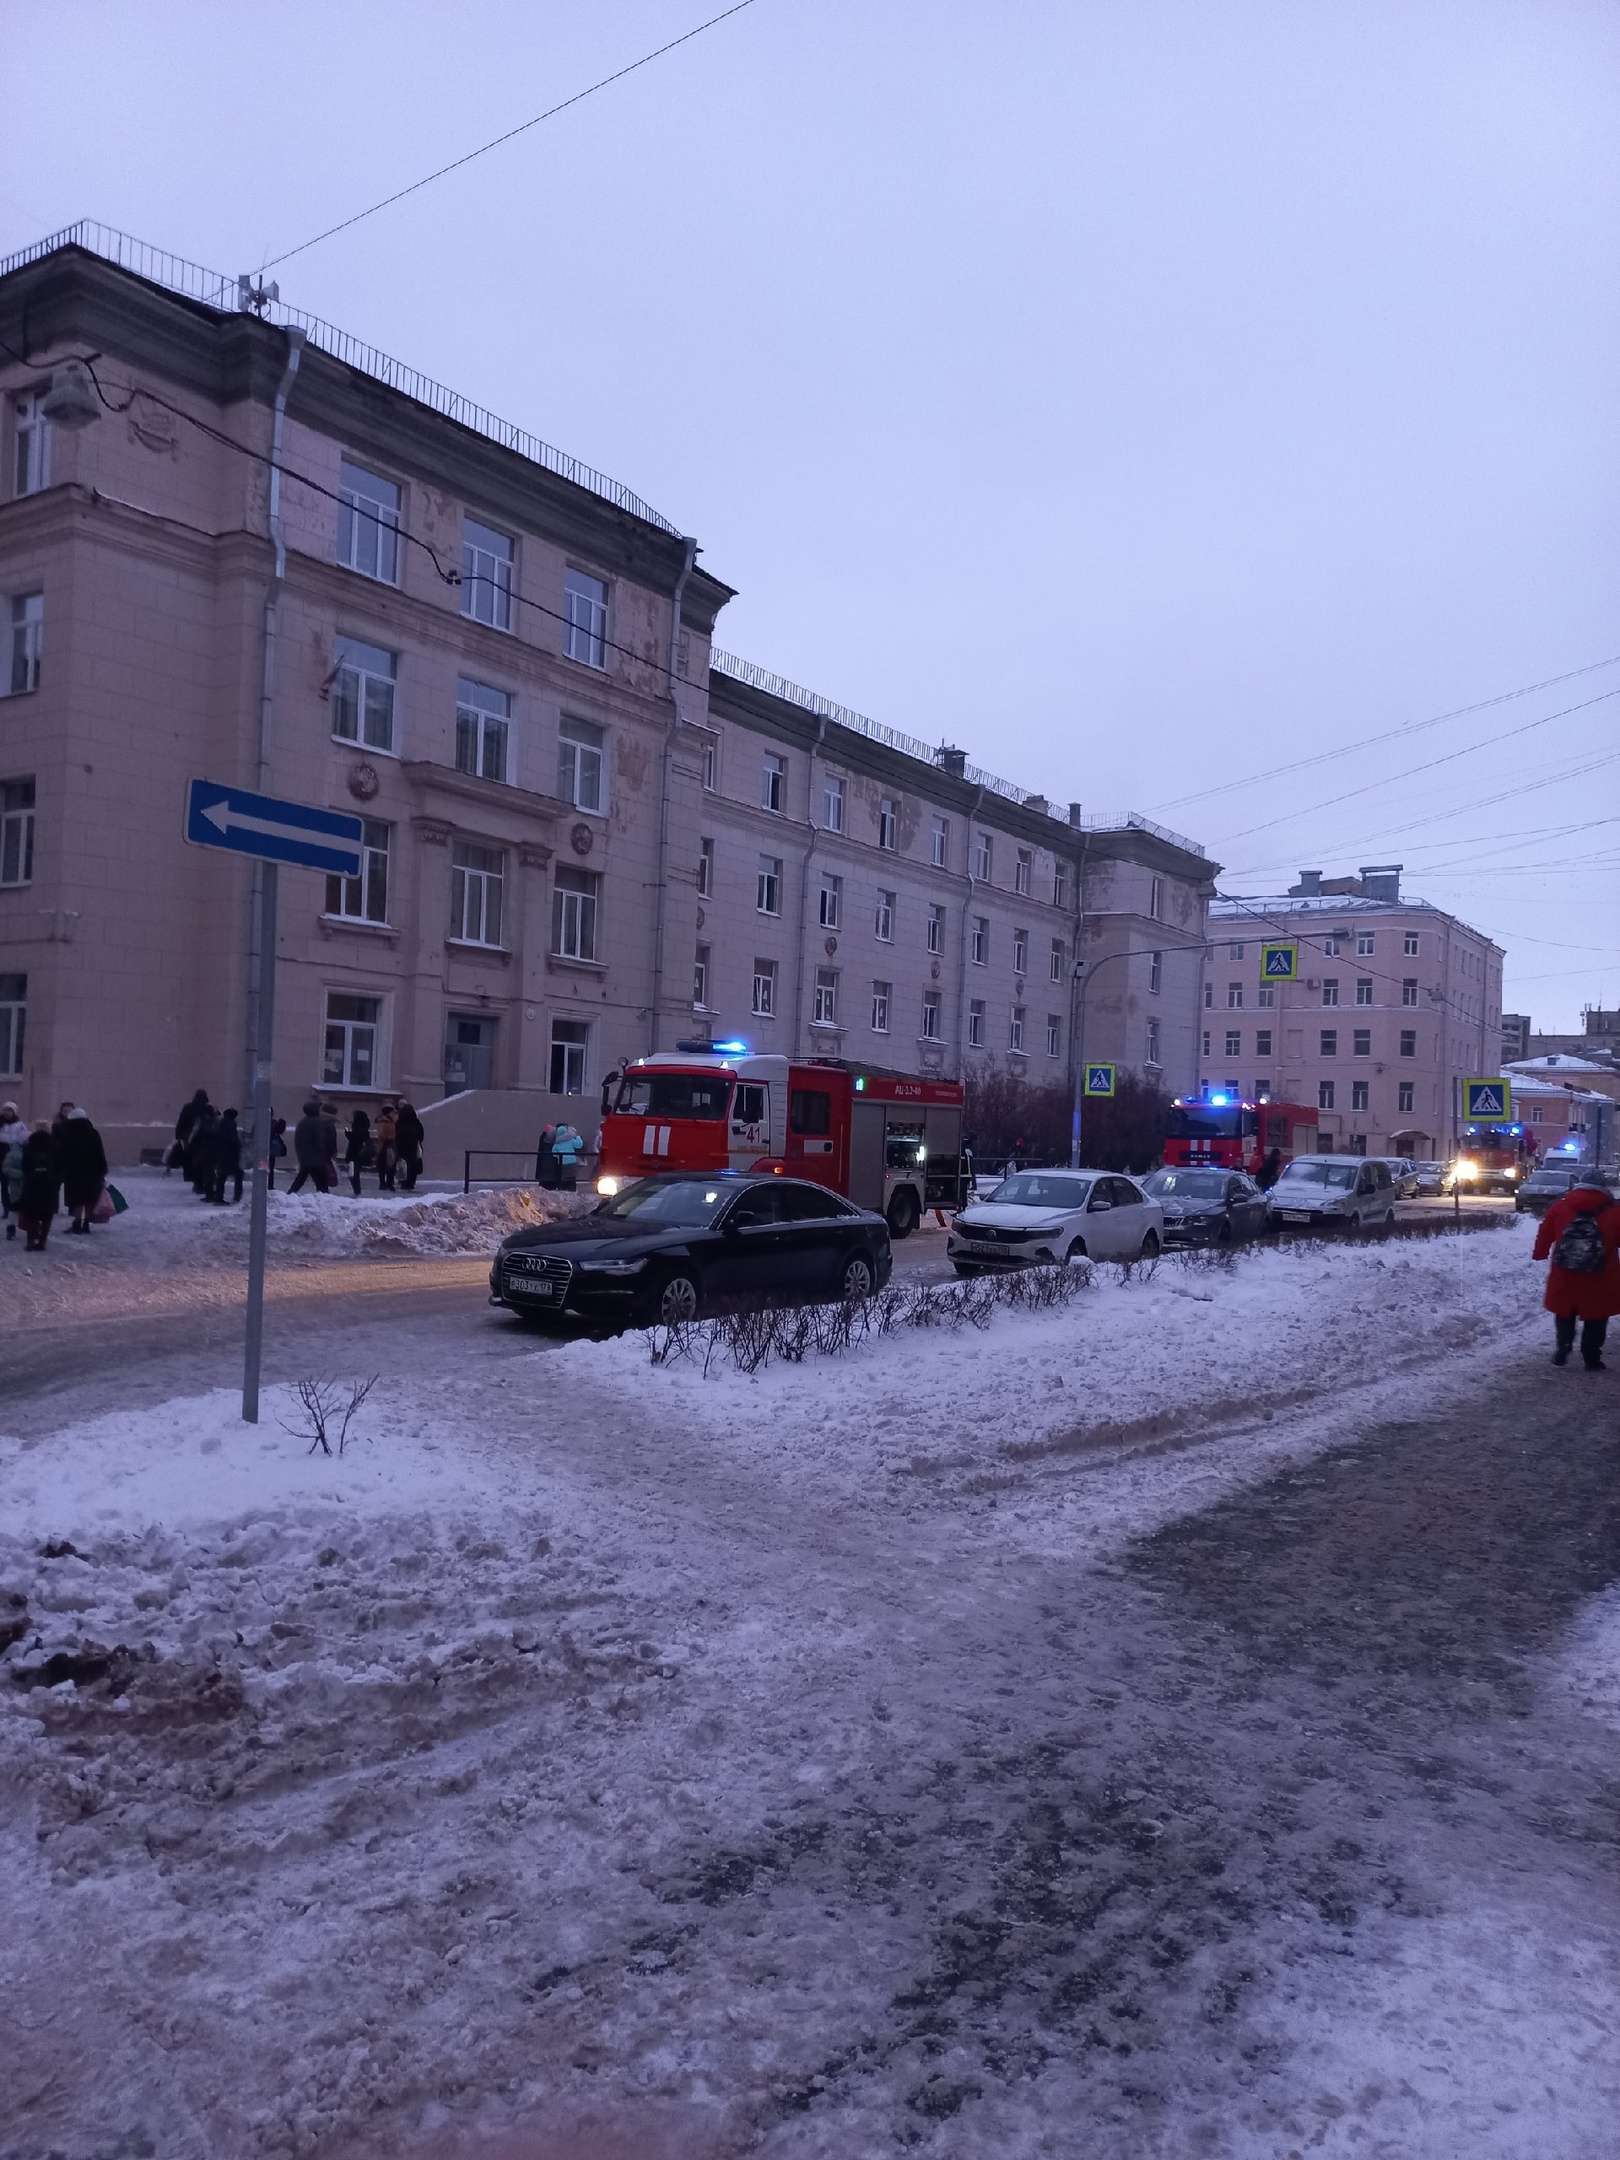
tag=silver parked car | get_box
[949,1169,1164,1272]
[1266,1154,1397,1236]
[1413,1159,1447,1196]
[1371,1155,1421,1198]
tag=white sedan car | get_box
[948,1169,1164,1272]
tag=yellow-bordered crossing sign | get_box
[1261,942,1298,981]
[1084,1063,1116,1098]
[1464,1078,1511,1120]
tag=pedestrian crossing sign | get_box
[1464,1078,1511,1120]
[1084,1064,1116,1098]
[1261,942,1298,980]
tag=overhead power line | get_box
[260,1,760,271]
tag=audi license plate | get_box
[507,1261,562,1299]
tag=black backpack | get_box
[1552,1210,1607,1274]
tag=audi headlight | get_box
[588,1256,648,1277]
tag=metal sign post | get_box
[185,778,362,1422]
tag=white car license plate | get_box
[1281,1210,1311,1223]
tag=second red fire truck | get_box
[1162,1095,1320,1177]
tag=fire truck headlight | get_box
[595,1175,623,1197]
[1453,1158,1479,1182]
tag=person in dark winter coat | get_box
[185,1104,218,1194]
[1257,1147,1283,1192]
[267,1115,288,1189]
[16,1124,58,1250]
[0,1100,28,1239]
[343,1110,372,1197]
[208,1108,244,1205]
[169,1089,210,1174]
[288,1101,328,1194]
[1532,1173,1620,1370]
[535,1124,557,1188]
[394,1102,424,1191]
[57,1108,108,1234]
[320,1105,341,1185]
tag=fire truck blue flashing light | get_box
[1210,1093,1230,1106]
[711,1039,750,1056]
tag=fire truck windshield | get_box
[614,1072,730,1120]
[1167,1104,1245,1140]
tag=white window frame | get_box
[1404,931,1421,957]
[1225,1029,1242,1058]
[325,817,390,924]
[968,1000,985,1049]
[1357,930,1375,955]
[461,516,514,631]
[1320,1028,1338,1057]
[813,968,839,1026]
[970,915,988,966]
[752,959,777,1017]
[1045,1013,1061,1057]
[1351,1080,1370,1112]
[1015,848,1032,897]
[1255,1029,1273,1058]
[1049,938,1064,983]
[550,1019,590,1095]
[819,873,842,931]
[878,797,898,851]
[12,391,49,498]
[762,753,786,814]
[1,778,35,886]
[974,831,993,881]
[931,815,949,868]
[875,889,895,942]
[823,774,844,831]
[927,904,945,956]
[450,840,506,948]
[558,716,606,813]
[696,836,714,898]
[1009,1006,1025,1053]
[1227,982,1243,1008]
[921,990,942,1041]
[1257,983,1276,1008]
[8,592,43,696]
[1146,1017,1161,1066]
[1321,978,1340,1007]
[331,635,397,753]
[1398,1080,1415,1113]
[0,973,22,1076]
[337,460,400,585]
[455,678,511,784]
[1149,875,1164,920]
[1228,942,1245,961]
[701,733,719,792]
[1053,861,1069,909]
[693,944,711,1010]
[552,866,600,961]
[1353,1028,1371,1056]
[1355,977,1373,1006]
[563,568,608,668]
[1318,1079,1335,1111]
[871,980,891,1033]
[1149,950,1162,994]
[1013,927,1028,975]
[322,991,383,1089]
[757,855,782,916]
[1401,978,1418,1007]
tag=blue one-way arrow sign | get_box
[185,779,362,876]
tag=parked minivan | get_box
[1266,1154,1396,1235]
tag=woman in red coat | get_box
[1532,1172,1620,1370]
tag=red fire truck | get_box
[595,1044,968,1237]
[1162,1095,1319,1176]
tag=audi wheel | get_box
[841,1254,874,1302]
[658,1273,701,1325]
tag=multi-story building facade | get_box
[1201,866,1503,1159]
[0,229,1214,1160]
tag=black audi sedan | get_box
[1140,1166,1270,1247]
[489,1172,893,1327]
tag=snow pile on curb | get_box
[192,1183,591,1258]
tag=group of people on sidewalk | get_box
[0,1100,112,1250]
[286,1099,425,1196]
[1533,1170,1620,1371]
[168,1091,245,1205]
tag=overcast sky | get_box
[5,1,1616,1030]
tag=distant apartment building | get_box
[0,228,1215,1158]
[1501,1011,1531,1064]
[1201,865,1503,1158]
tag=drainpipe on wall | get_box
[648,537,698,1055]
[792,716,829,1058]
[953,788,986,1082]
[244,326,305,1124]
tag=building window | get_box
[871,980,891,1033]
[1399,1029,1416,1058]
[1228,942,1245,961]
[757,856,782,915]
[1318,1079,1335,1111]
[1203,981,1214,1009]
[1015,848,1032,897]
[878,797,898,851]
[8,593,43,696]
[1255,1029,1272,1057]
[11,392,49,498]
[1323,935,1341,958]
[1049,938,1064,983]
[331,636,396,753]
[1009,1006,1025,1053]
[323,992,381,1089]
[974,831,993,881]
[450,840,505,946]
[461,517,514,630]
[814,968,839,1026]
[1046,1014,1061,1057]
[1013,927,1028,975]
[552,866,600,960]
[1202,1029,1211,1056]
[970,915,988,965]
[0,778,35,886]
[550,1020,589,1094]
[455,679,511,783]
[927,904,945,956]
[1404,931,1420,957]
[1146,1017,1161,1066]
[817,872,842,931]
[922,990,941,1041]
[445,1015,498,1096]
[1356,977,1373,1005]
[875,889,895,942]
[693,944,710,1009]
[1257,984,1275,1008]
[1357,930,1375,955]
[1352,1080,1369,1111]
[931,814,949,868]
[1146,950,1161,994]
[0,968,23,1076]
[1321,978,1339,1007]
[1401,978,1418,1007]
[558,716,605,812]
[1227,982,1243,1008]
[563,568,607,667]
[696,837,714,898]
[1255,1079,1271,1101]
[699,736,719,794]
[325,817,390,923]
[968,999,985,1048]
[823,774,844,831]
[1398,1080,1415,1113]
[1320,1029,1337,1057]
[337,460,400,584]
[1053,861,1069,910]
[1225,1029,1242,1057]
[1149,876,1164,920]
[752,959,777,1017]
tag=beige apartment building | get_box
[0,228,1214,1163]
[1202,867,1504,1158]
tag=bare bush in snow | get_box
[282,1375,378,1456]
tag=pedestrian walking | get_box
[319,1104,340,1189]
[267,1115,288,1189]
[394,1101,424,1191]
[534,1123,557,1189]
[1257,1147,1283,1192]
[0,1100,30,1240]
[551,1121,584,1191]
[57,1107,109,1235]
[373,1101,398,1191]
[185,1103,218,1195]
[1532,1171,1620,1372]
[288,1101,329,1194]
[343,1109,373,1197]
[168,1088,210,1174]
[16,1123,58,1251]
[208,1107,244,1204]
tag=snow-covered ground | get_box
[6,1217,1619,2157]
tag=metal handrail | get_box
[0,220,681,536]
